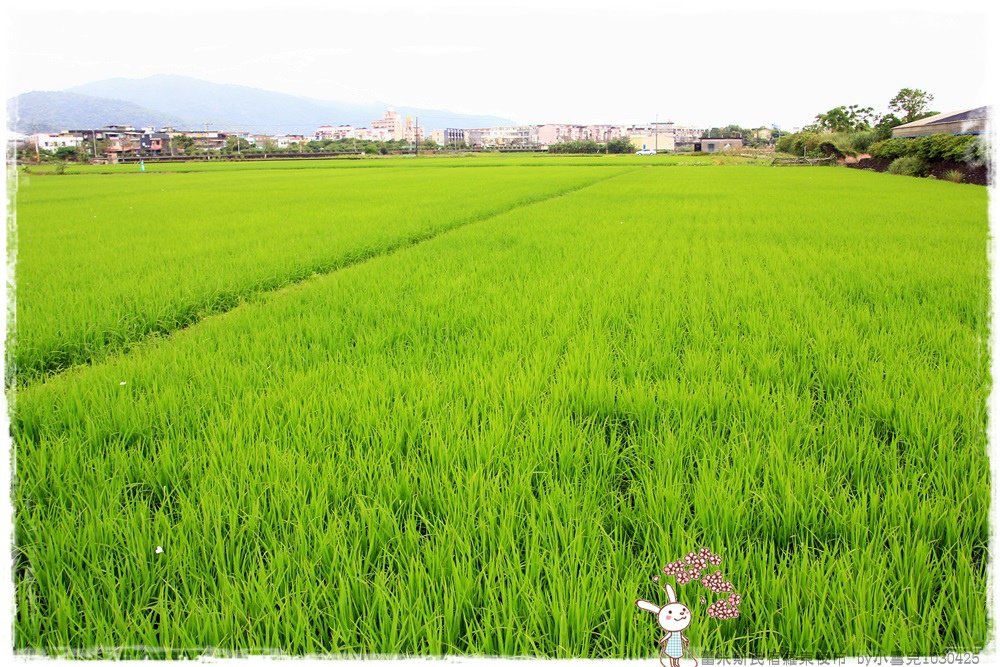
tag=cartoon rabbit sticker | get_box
[636,582,696,667]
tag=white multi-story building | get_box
[368,127,394,142]
[465,128,487,148]
[536,124,583,146]
[481,126,538,148]
[651,122,704,145]
[29,132,84,152]
[315,116,704,151]
[274,135,307,148]
[584,125,628,142]
[315,125,357,141]
[535,124,632,147]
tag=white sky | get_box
[4,0,997,129]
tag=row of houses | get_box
[16,126,312,160]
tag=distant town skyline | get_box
[5,0,995,131]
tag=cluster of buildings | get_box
[316,109,423,143]
[14,108,760,160]
[317,110,712,152]
[434,122,708,151]
[15,126,311,161]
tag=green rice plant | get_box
[13,153,716,176]
[10,162,625,382]
[9,164,990,658]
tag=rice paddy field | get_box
[8,156,991,658]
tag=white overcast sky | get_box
[3,0,998,129]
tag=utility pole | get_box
[90,131,97,161]
[415,116,419,156]
[655,113,659,153]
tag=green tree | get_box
[704,125,746,139]
[548,140,603,154]
[224,136,253,154]
[53,145,81,161]
[172,135,195,154]
[93,139,110,158]
[888,88,934,123]
[814,105,875,133]
[606,137,635,154]
[872,113,903,141]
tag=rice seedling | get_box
[10,161,989,658]
[11,163,625,382]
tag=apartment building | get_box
[28,132,84,151]
[368,109,423,143]
[371,109,403,140]
[466,128,486,148]
[536,124,584,146]
[482,126,538,148]
[443,128,467,146]
[315,125,358,141]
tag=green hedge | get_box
[869,134,983,163]
[547,140,604,154]
[775,130,873,158]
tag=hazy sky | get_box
[4,0,996,130]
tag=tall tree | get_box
[888,88,934,123]
[814,105,875,133]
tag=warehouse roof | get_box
[893,106,989,130]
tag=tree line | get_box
[776,88,937,156]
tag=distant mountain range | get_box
[8,91,186,135]
[7,75,514,134]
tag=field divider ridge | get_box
[17,167,637,388]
